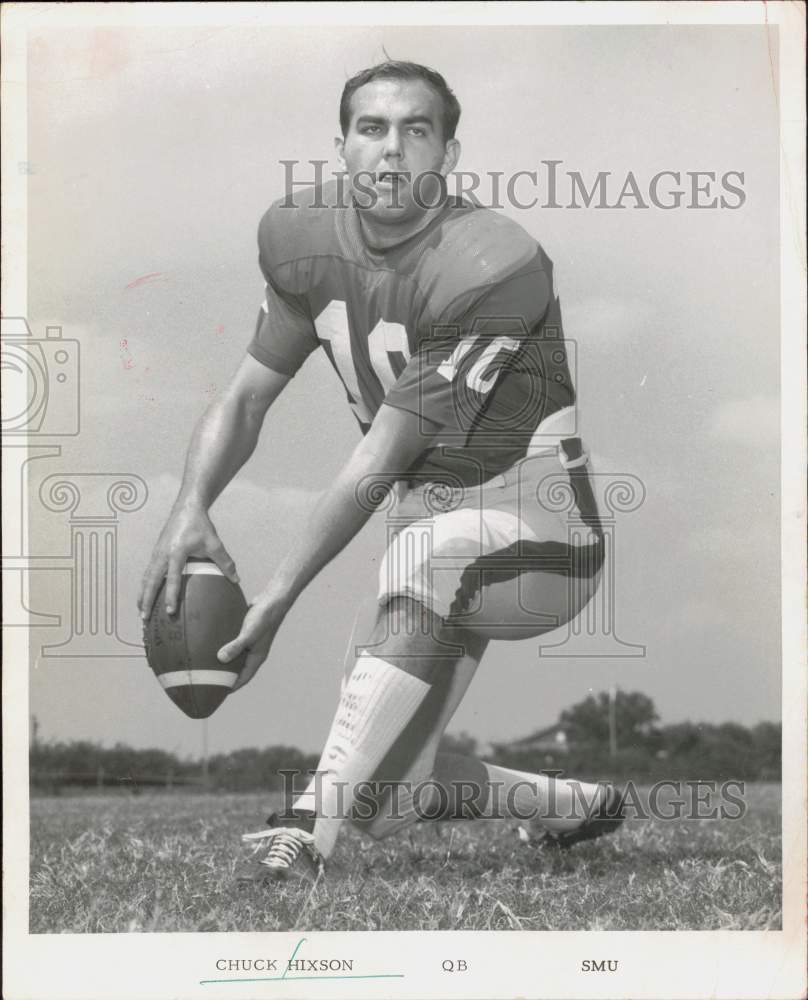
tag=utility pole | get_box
[608,684,618,759]
[201,719,210,789]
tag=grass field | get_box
[29,783,781,933]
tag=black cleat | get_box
[237,809,323,884]
[540,784,626,851]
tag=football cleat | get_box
[238,810,324,884]
[539,784,626,851]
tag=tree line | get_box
[30,690,780,792]
[30,741,319,793]
[490,691,781,782]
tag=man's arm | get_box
[138,355,290,616]
[218,403,438,686]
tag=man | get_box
[139,60,624,883]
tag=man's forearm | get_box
[262,405,435,611]
[268,458,386,609]
[216,402,434,671]
[174,394,265,512]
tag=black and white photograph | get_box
[2,3,806,999]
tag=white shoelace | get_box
[242,827,316,870]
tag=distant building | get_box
[491,722,570,760]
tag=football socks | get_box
[483,763,606,833]
[312,654,431,859]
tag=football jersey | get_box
[248,180,576,486]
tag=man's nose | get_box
[382,128,403,159]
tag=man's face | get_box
[336,78,460,226]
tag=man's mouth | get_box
[375,170,410,186]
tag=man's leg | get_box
[283,594,486,833]
[353,745,612,842]
[340,613,612,843]
[424,754,612,835]
[244,598,617,877]
[243,462,619,878]
[294,577,612,848]
[309,595,484,859]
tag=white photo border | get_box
[2,3,805,999]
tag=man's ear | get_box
[441,138,461,176]
[334,135,346,168]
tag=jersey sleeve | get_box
[383,262,566,435]
[246,211,320,377]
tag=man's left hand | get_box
[218,595,289,691]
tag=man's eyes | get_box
[358,126,428,137]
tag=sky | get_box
[19,23,782,759]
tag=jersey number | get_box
[314,300,410,424]
[437,334,520,394]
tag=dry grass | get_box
[29,783,781,933]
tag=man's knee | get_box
[365,597,475,681]
[352,756,490,836]
[431,753,490,819]
[384,595,443,641]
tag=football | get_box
[143,558,248,718]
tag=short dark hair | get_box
[339,60,461,140]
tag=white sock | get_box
[312,654,430,859]
[484,763,606,833]
[292,675,348,814]
[291,783,316,814]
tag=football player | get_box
[139,61,625,883]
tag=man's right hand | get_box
[138,504,239,619]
